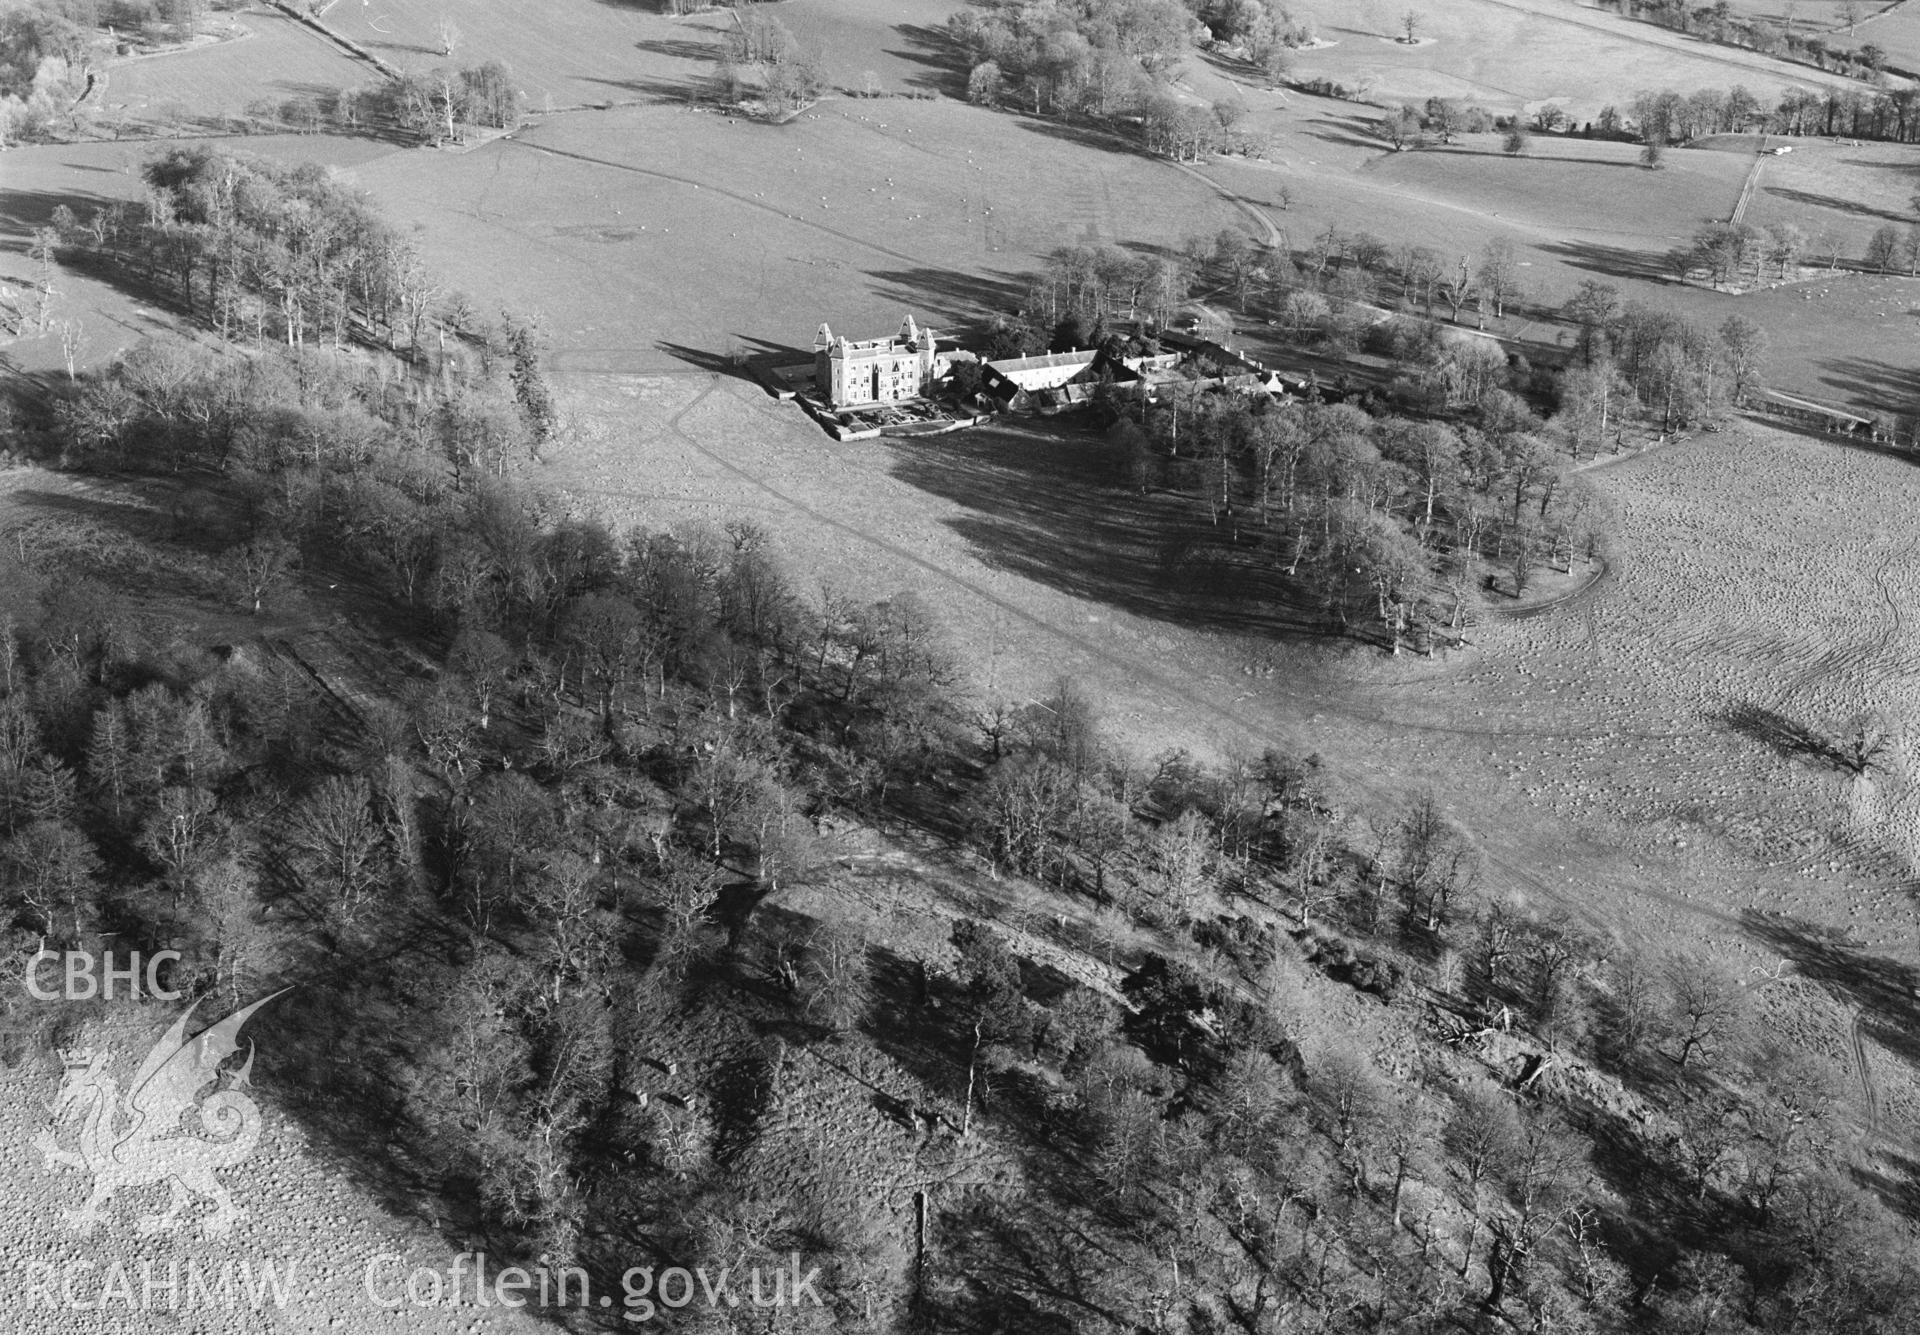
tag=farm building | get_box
[980,349,1101,404]
[1752,388,1883,440]
[813,315,951,408]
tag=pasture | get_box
[1845,4,1920,72]
[1741,135,1920,248]
[1287,0,1866,122]
[317,0,733,108]
[1362,137,1750,241]
[98,7,372,131]
[780,0,961,93]
[342,97,1249,372]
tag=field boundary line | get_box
[265,0,402,81]
[1729,136,1765,225]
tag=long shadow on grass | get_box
[0,186,124,245]
[1738,907,1920,1074]
[1763,184,1913,225]
[1812,355,1920,413]
[867,265,1032,327]
[890,23,967,96]
[657,340,764,380]
[884,421,1335,636]
[634,35,726,61]
[1301,115,1390,154]
[1537,238,1675,284]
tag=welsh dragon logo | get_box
[34,989,291,1239]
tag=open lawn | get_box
[319,0,733,108]
[98,8,374,132]
[781,0,962,94]
[1842,5,1920,71]
[342,98,1249,372]
[1729,270,1920,405]
[1287,0,1869,122]
[1364,137,1750,240]
[1742,135,1920,244]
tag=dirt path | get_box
[1852,1006,1881,1130]
[1729,138,1767,225]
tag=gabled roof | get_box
[984,349,1098,375]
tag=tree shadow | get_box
[1738,908,1920,1073]
[890,22,967,96]
[578,72,704,102]
[1852,1146,1920,1221]
[1536,238,1675,284]
[866,264,1032,331]
[0,186,123,245]
[1810,355,1920,414]
[1007,112,1147,160]
[1762,184,1912,224]
[633,35,726,61]
[1711,700,1860,773]
[1298,113,1387,154]
[883,420,1335,637]
[656,340,759,379]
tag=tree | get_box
[1717,315,1768,405]
[1445,1080,1520,1278]
[966,60,1003,106]
[1502,125,1530,156]
[1865,223,1900,273]
[286,775,389,928]
[1402,9,1422,43]
[1563,279,1620,365]
[137,784,223,931]
[1765,221,1806,278]
[799,922,870,1035]
[559,593,651,733]
[1668,956,1746,1070]
[2,819,102,943]
[1640,135,1665,169]
[1485,1112,1585,1312]
[1311,1048,1387,1189]
[504,314,556,447]
[226,536,299,614]
[1471,235,1519,323]
[1384,104,1424,149]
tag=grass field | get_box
[1742,135,1920,239]
[342,98,1249,372]
[1288,0,1866,122]
[1843,4,1920,71]
[1364,137,1750,239]
[99,8,374,130]
[781,0,960,93]
[318,0,733,108]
